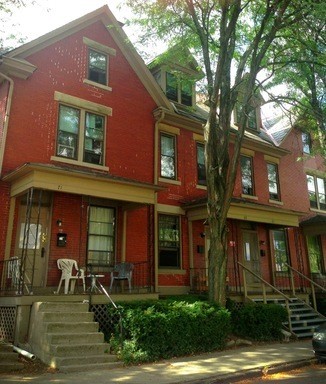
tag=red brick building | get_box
[0,5,325,336]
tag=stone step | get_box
[44,321,99,334]
[41,311,94,323]
[48,332,104,345]
[0,361,24,373]
[49,353,117,367]
[38,301,89,313]
[50,343,109,357]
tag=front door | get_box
[242,230,261,287]
[14,191,51,289]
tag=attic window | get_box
[83,37,116,91]
[236,103,258,131]
[166,72,193,106]
[88,49,107,85]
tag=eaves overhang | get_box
[2,163,163,205]
[183,197,304,227]
[154,107,205,134]
[300,214,326,236]
[0,56,37,79]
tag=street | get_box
[232,363,326,384]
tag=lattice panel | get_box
[90,304,122,340]
[0,306,16,342]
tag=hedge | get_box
[108,300,231,364]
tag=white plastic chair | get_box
[56,258,85,294]
[109,262,134,292]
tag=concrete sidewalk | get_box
[0,339,315,384]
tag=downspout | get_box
[0,68,14,176]
[153,109,165,292]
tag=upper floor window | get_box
[166,72,193,106]
[241,155,254,195]
[267,163,280,200]
[57,104,105,166]
[88,49,107,85]
[197,142,206,185]
[158,214,180,268]
[306,174,326,211]
[271,229,289,272]
[160,133,176,179]
[236,103,258,131]
[302,132,312,154]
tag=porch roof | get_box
[182,196,304,227]
[2,163,163,205]
[300,214,326,236]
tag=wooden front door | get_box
[14,191,51,289]
[242,230,261,287]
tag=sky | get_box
[4,0,135,47]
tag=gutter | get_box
[0,69,14,176]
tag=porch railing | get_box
[0,257,32,295]
[238,262,293,332]
[285,263,326,312]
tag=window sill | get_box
[83,79,112,92]
[269,199,283,205]
[159,177,181,186]
[310,207,326,213]
[241,194,258,200]
[196,184,207,190]
[51,156,109,172]
[158,268,186,275]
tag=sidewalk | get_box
[0,339,315,384]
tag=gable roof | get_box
[3,5,172,110]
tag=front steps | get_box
[252,297,325,339]
[28,301,121,372]
[0,342,24,373]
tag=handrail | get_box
[238,261,293,333]
[285,263,326,311]
[238,262,292,301]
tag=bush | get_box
[107,299,231,364]
[230,302,287,341]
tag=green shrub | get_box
[231,302,287,341]
[107,300,231,364]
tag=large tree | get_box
[123,0,324,304]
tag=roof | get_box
[262,111,293,145]
[1,5,172,111]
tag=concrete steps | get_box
[0,342,24,373]
[252,297,326,338]
[28,301,121,372]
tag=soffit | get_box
[3,163,162,204]
[185,199,303,227]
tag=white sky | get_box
[5,0,134,46]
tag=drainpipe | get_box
[0,68,14,176]
[153,109,165,292]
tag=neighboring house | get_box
[0,5,325,347]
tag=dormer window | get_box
[235,103,258,131]
[166,72,193,106]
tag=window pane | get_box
[181,81,192,106]
[89,50,107,85]
[158,215,180,268]
[88,207,115,266]
[307,236,323,273]
[306,174,318,209]
[197,143,206,185]
[272,230,289,272]
[166,72,178,102]
[160,134,176,179]
[57,105,79,159]
[241,156,254,195]
[84,112,104,165]
[302,133,311,154]
[267,163,279,200]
